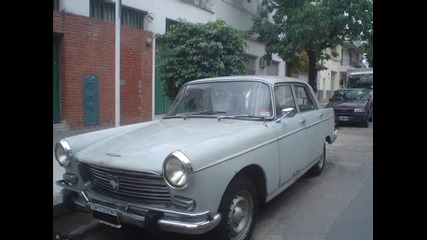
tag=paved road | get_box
[53,122,373,240]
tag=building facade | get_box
[53,0,154,130]
[53,0,286,130]
[317,42,364,102]
[53,0,364,129]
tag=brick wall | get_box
[53,11,153,129]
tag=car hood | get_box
[72,118,270,173]
[330,100,366,108]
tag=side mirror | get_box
[276,107,295,123]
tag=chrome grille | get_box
[83,163,170,203]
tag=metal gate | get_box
[83,75,99,126]
[154,46,171,114]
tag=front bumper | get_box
[328,129,338,144]
[56,180,221,235]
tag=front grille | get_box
[82,163,170,203]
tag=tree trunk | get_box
[306,50,318,93]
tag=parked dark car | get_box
[325,88,373,127]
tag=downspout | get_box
[115,0,121,127]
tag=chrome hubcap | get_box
[227,190,253,239]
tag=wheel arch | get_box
[233,164,267,205]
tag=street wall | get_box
[53,11,153,129]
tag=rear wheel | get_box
[309,144,326,177]
[211,176,258,240]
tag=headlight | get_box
[55,140,72,166]
[354,108,366,112]
[163,151,193,189]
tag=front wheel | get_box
[211,176,258,240]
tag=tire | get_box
[309,144,326,177]
[369,111,373,122]
[211,176,258,240]
[362,115,369,127]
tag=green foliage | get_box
[155,20,248,99]
[250,0,373,91]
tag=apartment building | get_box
[317,42,364,102]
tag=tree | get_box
[251,0,373,92]
[155,20,248,99]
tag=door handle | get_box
[318,113,323,118]
[298,119,306,124]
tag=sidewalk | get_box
[53,126,110,217]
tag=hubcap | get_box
[227,190,253,240]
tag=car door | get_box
[293,84,325,166]
[273,83,309,185]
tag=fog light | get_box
[171,195,195,211]
[63,173,78,185]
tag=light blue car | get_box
[55,75,337,240]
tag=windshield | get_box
[348,73,373,89]
[331,89,368,101]
[165,81,273,119]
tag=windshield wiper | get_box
[181,110,226,119]
[217,115,267,121]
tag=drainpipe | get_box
[115,0,121,127]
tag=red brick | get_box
[53,12,153,130]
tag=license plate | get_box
[339,116,349,121]
[91,205,121,228]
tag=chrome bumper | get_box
[56,180,221,235]
[328,129,338,144]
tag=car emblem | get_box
[107,175,119,191]
[106,152,122,157]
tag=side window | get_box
[274,85,296,118]
[294,85,316,112]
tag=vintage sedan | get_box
[325,88,373,127]
[55,76,337,240]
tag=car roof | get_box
[337,88,368,91]
[185,75,308,86]
[348,71,373,75]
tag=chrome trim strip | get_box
[195,126,304,172]
[265,155,320,202]
[80,191,89,202]
[195,116,334,172]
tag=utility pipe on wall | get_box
[115,0,121,127]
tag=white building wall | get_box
[216,0,258,31]
[317,45,363,100]
[123,0,216,33]
[60,0,89,16]
[59,0,284,76]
